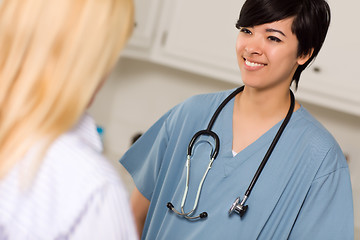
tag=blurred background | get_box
[88,0,360,237]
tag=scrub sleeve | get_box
[121,109,173,201]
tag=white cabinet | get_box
[123,0,360,117]
[122,0,162,56]
[151,0,245,83]
[297,0,360,116]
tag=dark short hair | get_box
[236,0,331,88]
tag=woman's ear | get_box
[297,48,314,65]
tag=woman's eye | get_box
[268,36,282,42]
[240,27,252,34]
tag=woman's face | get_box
[236,17,309,90]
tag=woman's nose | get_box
[245,38,263,55]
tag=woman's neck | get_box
[237,86,295,119]
[232,85,300,153]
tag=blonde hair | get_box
[0,0,134,178]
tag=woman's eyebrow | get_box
[266,28,286,37]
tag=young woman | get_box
[120,0,354,239]
[0,0,137,239]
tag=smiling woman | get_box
[235,17,310,94]
[236,0,330,89]
[119,0,354,239]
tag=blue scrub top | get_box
[120,89,354,239]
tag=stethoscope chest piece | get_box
[228,196,248,218]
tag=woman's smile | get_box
[243,58,267,70]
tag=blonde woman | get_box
[0,0,137,239]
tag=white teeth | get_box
[245,59,264,67]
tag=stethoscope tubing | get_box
[180,155,215,217]
[174,87,244,219]
[229,87,295,217]
[207,86,244,131]
[167,86,295,220]
[244,90,295,197]
[187,130,219,160]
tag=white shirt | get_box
[0,114,138,240]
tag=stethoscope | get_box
[167,86,295,220]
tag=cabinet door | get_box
[292,0,360,115]
[153,0,245,83]
[124,0,162,50]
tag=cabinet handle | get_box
[313,66,321,73]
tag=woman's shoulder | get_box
[292,107,348,175]
[163,89,237,131]
[183,88,236,107]
[293,107,337,146]
[169,89,237,119]
[0,116,127,238]
[47,115,122,186]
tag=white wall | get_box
[89,57,360,236]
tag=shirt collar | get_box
[69,112,103,153]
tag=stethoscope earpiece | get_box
[167,202,174,210]
[199,212,208,219]
[167,201,208,219]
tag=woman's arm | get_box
[289,167,353,239]
[130,186,150,238]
